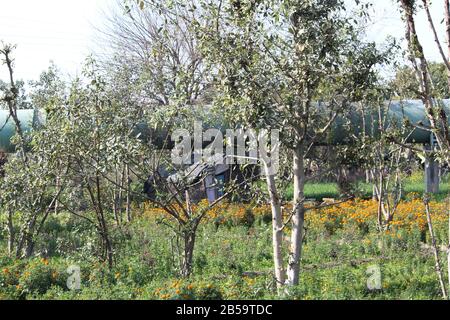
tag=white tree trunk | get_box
[264,162,286,289]
[448,197,450,298]
[286,145,305,286]
[125,163,132,222]
[442,1,450,296]
[424,199,448,299]
[7,209,14,256]
[444,0,450,91]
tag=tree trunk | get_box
[118,165,125,223]
[286,145,305,286]
[113,167,121,225]
[24,236,35,259]
[54,176,60,215]
[16,214,37,259]
[424,198,448,299]
[422,0,450,74]
[264,162,286,289]
[97,176,114,269]
[7,209,14,256]
[376,169,384,228]
[181,229,196,278]
[125,164,132,223]
[444,2,450,290]
[401,1,447,149]
[448,195,450,297]
[88,175,114,268]
[445,0,450,92]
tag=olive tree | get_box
[100,1,230,277]
[203,0,394,288]
[397,0,450,299]
[137,0,392,289]
[0,44,49,258]
[33,59,150,267]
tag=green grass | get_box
[0,170,449,300]
[283,172,450,201]
[285,183,340,200]
[1,212,447,300]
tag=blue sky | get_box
[0,0,446,82]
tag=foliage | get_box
[1,0,449,301]
[390,62,450,99]
[0,193,448,300]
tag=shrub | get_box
[0,261,24,288]
[151,280,223,300]
[18,258,66,295]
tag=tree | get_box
[100,0,207,110]
[28,62,66,113]
[391,62,450,99]
[0,44,38,258]
[33,59,149,267]
[1,44,29,162]
[137,0,393,289]
[397,0,450,299]
[206,0,393,289]
[99,1,229,276]
[349,97,411,229]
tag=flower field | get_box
[1,193,449,300]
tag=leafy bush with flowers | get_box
[142,197,448,241]
[149,279,223,300]
[306,198,449,243]
[0,258,25,288]
[17,258,67,295]
[1,189,449,300]
[0,259,27,299]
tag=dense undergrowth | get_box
[0,192,448,300]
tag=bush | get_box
[0,261,24,288]
[150,279,223,300]
[18,258,66,295]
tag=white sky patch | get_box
[364,0,446,62]
[0,0,447,83]
[0,0,110,82]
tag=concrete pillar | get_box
[424,144,440,193]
